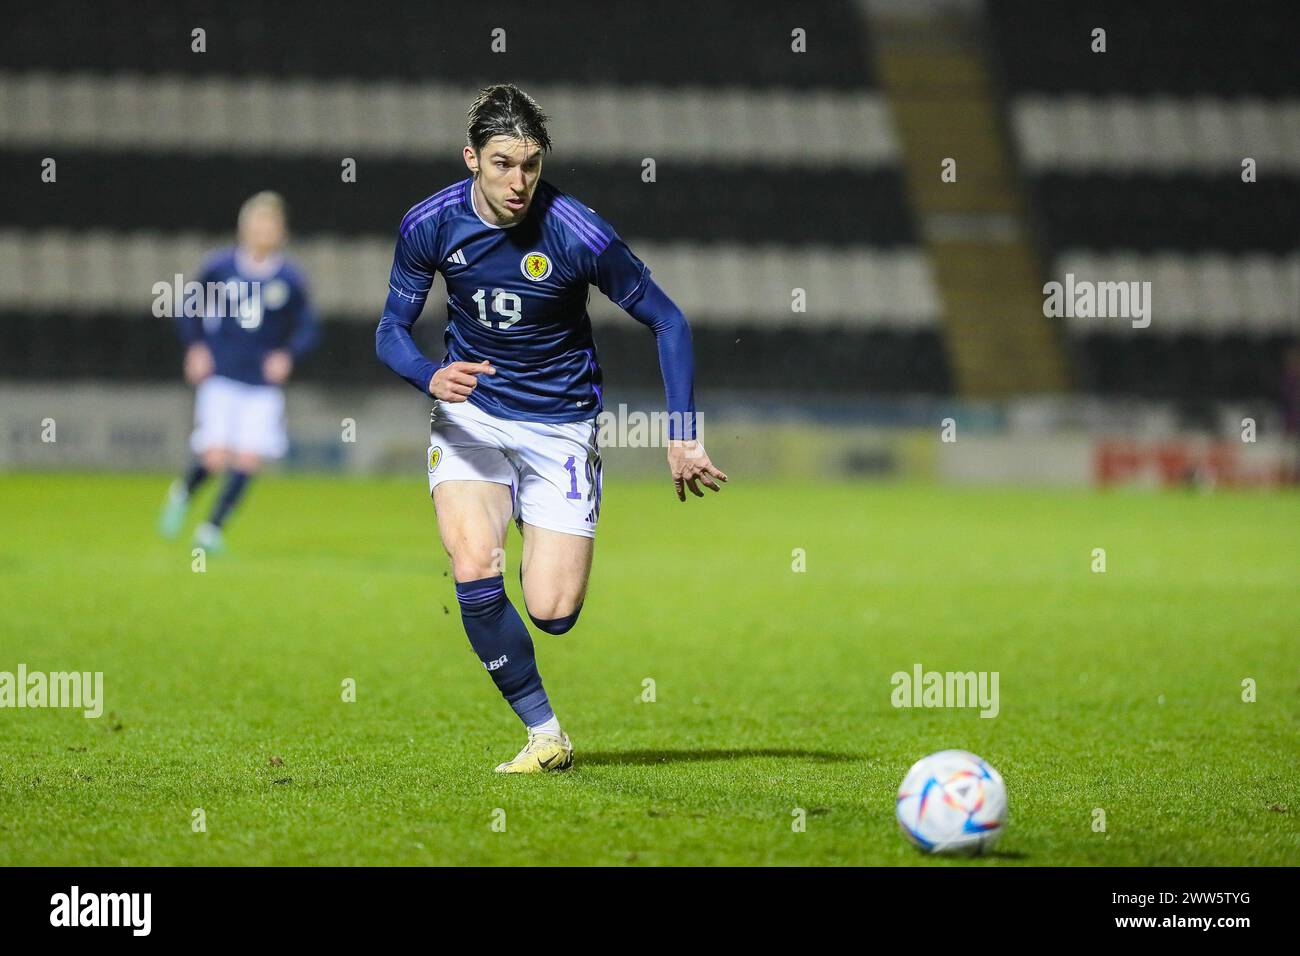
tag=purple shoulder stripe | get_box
[553,196,610,248]
[400,185,466,238]
[550,196,610,254]
[403,180,466,222]
[399,182,467,236]
[550,205,605,254]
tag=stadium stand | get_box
[2,0,1294,405]
[0,0,951,395]
[0,0,878,88]
[987,0,1300,401]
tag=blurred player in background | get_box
[159,191,319,553]
[376,85,727,773]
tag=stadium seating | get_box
[0,0,878,87]
[987,0,1299,401]
[6,2,1291,402]
[0,149,916,245]
[987,0,1297,96]
[0,1,951,394]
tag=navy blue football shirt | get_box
[176,248,319,386]
[376,177,696,435]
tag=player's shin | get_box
[209,470,252,529]
[455,576,555,728]
[183,460,210,495]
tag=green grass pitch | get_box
[0,473,1295,866]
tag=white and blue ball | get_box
[896,750,1007,855]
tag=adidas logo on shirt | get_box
[446,249,467,266]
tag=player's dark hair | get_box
[466,84,552,154]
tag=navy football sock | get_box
[456,576,554,727]
[183,461,210,496]
[208,470,251,528]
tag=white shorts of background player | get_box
[190,375,288,460]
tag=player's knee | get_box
[201,448,229,472]
[233,452,261,473]
[450,555,501,584]
[528,602,583,635]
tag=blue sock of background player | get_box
[160,460,215,539]
[208,470,251,528]
[455,576,556,731]
[182,460,209,496]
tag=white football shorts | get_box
[190,374,288,459]
[426,398,602,538]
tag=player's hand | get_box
[183,343,214,385]
[667,439,727,501]
[429,360,495,402]
[262,349,293,385]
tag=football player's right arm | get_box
[177,260,214,385]
[374,224,494,400]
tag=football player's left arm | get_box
[616,273,728,501]
[591,226,726,500]
[266,284,319,385]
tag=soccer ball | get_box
[895,750,1007,855]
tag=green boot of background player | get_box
[158,481,190,540]
[193,521,224,556]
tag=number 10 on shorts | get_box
[563,455,587,500]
